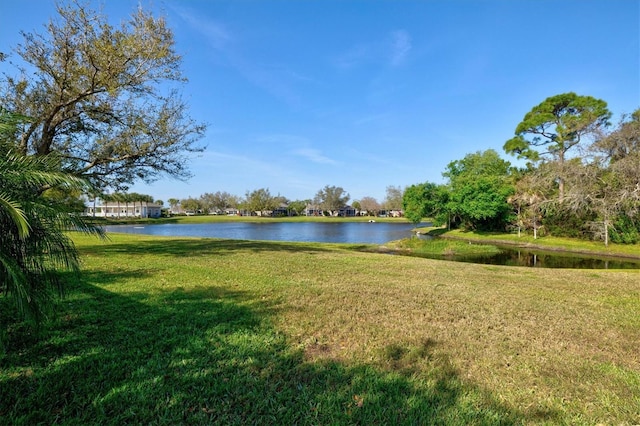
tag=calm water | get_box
[409,245,640,269]
[104,221,416,244]
[103,222,640,269]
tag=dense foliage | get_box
[0,110,101,326]
[403,95,639,243]
[0,1,205,192]
[314,185,350,214]
[443,150,514,231]
[403,182,448,226]
[0,0,208,331]
[504,92,611,201]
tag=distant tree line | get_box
[402,93,640,245]
[167,185,405,217]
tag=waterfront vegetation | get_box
[1,232,639,424]
[386,235,504,258]
[423,227,640,260]
[93,213,640,260]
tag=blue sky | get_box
[1,0,638,204]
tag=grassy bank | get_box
[384,236,503,258]
[415,227,640,260]
[96,215,640,260]
[1,233,639,424]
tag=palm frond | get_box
[1,109,104,327]
[0,193,30,238]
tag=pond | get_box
[103,221,417,245]
[103,222,640,269]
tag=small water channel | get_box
[407,243,640,269]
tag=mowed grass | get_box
[1,233,639,425]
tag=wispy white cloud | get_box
[171,6,231,50]
[333,45,371,69]
[254,133,309,145]
[389,30,412,66]
[196,150,278,174]
[193,149,335,196]
[345,148,396,167]
[173,7,308,106]
[292,148,338,165]
[353,112,391,126]
[237,64,304,106]
[254,134,338,165]
[333,29,412,69]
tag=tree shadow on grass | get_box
[81,237,337,259]
[1,270,559,425]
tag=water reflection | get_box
[103,222,640,269]
[408,245,640,269]
[104,221,416,244]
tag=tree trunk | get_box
[558,150,565,202]
[558,177,564,202]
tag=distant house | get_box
[338,205,356,217]
[85,201,163,218]
[272,203,292,217]
[304,203,323,216]
[168,206,184,215]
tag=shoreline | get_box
[89,216,640,261]
[430,230,640,261]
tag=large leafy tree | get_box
[504,92,610,200]
[402,182,448,226]
[244,188,277,215]
[1,1,206,191]
[383,185,404,211]
[314,185,350,214]
[199,193,218,214]
[1,110,102,326]
[287,199,310,216]
[443,150,514,231]
[358,196,381,216]
[180,197,202,214]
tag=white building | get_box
[85,201,163,218]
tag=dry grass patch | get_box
[221,245,640,422]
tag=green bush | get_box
[609,215,640,244]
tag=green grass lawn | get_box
[1,233,639,424]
